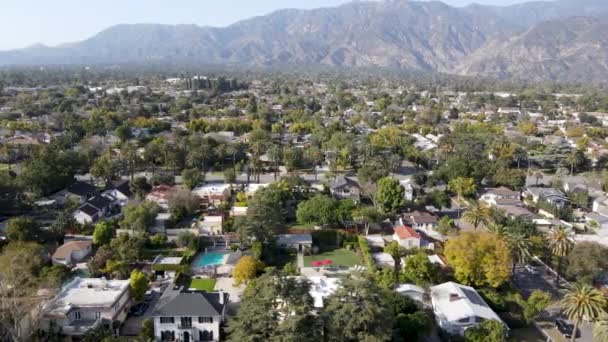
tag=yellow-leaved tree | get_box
[233,255,264,286]
[444,232,511,288]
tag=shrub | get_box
[358,235,375,271]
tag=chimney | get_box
[449,293,460,302]
[218,290,225,305]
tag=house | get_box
[400,181,414,201]
[276,234,313,252]
[244,183,269,198]
[479,187,521,207]
[196,215,224,235]
[523,187,571,208]
[329,176,361,202]
[41,278,130,337]
[52,240,93,266]
[585,212,608,232]
[73,195,114,224]
[593,195,608,217]
[403,211,438,231]
[230,206,248,217]
[192,183,231,205]
[151,286,228,342]
[395,284,426,303]
[102,180,132,207]
[52,181,97,205]
[430,282,504,336]
[152,256,184,279]
[146,185,175,209]
[392,226,422,249]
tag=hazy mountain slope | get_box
[454,16,608,82]
[0,0,607,82]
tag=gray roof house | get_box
[277,234,313,252]
[330,176,361,202]
[151,286,228,342]
[523,187,571,208]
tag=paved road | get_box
[512,263,593,341]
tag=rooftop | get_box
[151,286,227,317]
[52,240,92,260]
[393,226,420,240]
[44,278,129,316]
[430,282,502,323]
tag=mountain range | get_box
[1,0,608,82]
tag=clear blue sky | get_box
[1,0,542,50]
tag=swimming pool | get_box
[194,252,227,267]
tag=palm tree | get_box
[462,202,492,230]
[448,177,477,218]
[486,222,508,237]
[562,283,607,342]
[565,151,582,175]
[593,313,608,342]
[530,170,544,186]
[505,232,532,274]
[547,226,575,285]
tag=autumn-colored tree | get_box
[444,232,512,288]
[233,256,263,286]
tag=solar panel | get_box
[462,288,488,307]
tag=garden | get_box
[304,248,361,267]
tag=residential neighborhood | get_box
[2,11,608,342]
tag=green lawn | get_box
[189,278,217,292]
[0,164,9,171]
[304,249,361,267]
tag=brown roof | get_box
[394,226,420,240]
[486,186,519,196]
[52,240,92,260]
[405,210,438,224]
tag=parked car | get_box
[144,290,155,302]
[130,302,149,316]
[555,319,580,339]
[525,264,540,274]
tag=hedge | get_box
[358,236,376,271]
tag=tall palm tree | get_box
[562,283,607,342]
[547,226,575,285]
[593,313,608,342]
[565,151,582,175]
[462,202,492,230]
[506,232,532,274]
[485,222,508,237]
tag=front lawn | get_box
[189,278,217,292]
[304,248,361,267]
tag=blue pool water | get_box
[194,252,226,267]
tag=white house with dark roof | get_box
[430,282,504,336]
[151,286,228,342]
[73,194,114,224]
[276,234,313,252]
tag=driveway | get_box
[120,288,161,336]
[512,262,593,341]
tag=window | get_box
[180,317,192,328]
[457,317,470,323]
[95,312,101,319]
[160,317,175,324]
[161,330,176,341]
[73,311,81,321]
[474,316,485,323]
[199,330,213,341]
[198,316,213,323]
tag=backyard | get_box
[188,278,217,292]
[304,248,362,267]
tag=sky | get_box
[1,0,542,51]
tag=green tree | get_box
[227,271,320,342]
[464,320,507,342]
[181,168,203,190]
[168,189,200,220]
[6,217,44,242]
[120,201,159,233]
[130,177,151,200]
[547,226,575,284]
[176,231,199,251]
[91,154,119,186]
[375,177,406,215]
[523,290,552,323]
[129,269,149,302]
[353,206,383,235]
[462,202,492,230]
[92,221,114,246]
[384,241,405,285]
[324,272,394,342]
[594,313,608,342]
[566,242,608,284]
[296,195,338,226]
[403,251,442,286]
[140,318,155,341]
[114,124,132,143]
[448,177,476,202]
[562,283,607,342]
[224,168,237,184]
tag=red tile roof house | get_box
[392,226,422,250]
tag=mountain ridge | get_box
[1,0,608,82]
